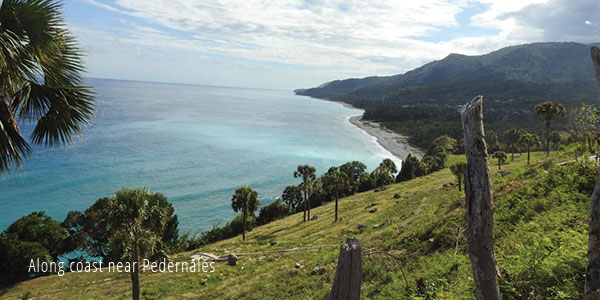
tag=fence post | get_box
[584,46,600,300]
[326,237,362,300]
[461,96,501,300]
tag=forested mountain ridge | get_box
[296,42,600,149]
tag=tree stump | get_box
[326,237,362,300]
[461,96,501,300]
[584,46,600,300]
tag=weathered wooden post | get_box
[584,46,600,300]
[326,237,362,300]
[461,96,501,300]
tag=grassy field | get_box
[0,150,592,299]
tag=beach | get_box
[349,115,423,161]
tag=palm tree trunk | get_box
[131,240,140,300]
[242,208,247,241]
[307,183,311,221]
[303,189,307,222]
[334,190,339,222]
[511,151,514,161]
[547,125,551,155]
[527,148,531,165]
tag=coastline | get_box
[297,95,424,162]
[349,115,423,161]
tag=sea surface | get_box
[0,79,400,233]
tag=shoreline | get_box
[349,116,423,161]
[295,95,423,161]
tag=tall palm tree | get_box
[534,101,566,155]
[294,165,316,222]
[231,186,259,241]
[519,133,540,165]
[109,188,173,300]
[0,0,94,174]
[321,167,349,222]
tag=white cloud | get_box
[73,0,600,88]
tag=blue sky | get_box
[63,0,600,90]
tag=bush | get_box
[256,200,290,226]
[0,212,70,286]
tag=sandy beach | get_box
[349,115,423,161]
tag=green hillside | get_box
[0,149,593,299]
[295,42,600,149]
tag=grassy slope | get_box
[0,150,591,300]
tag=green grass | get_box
[0,150,591,299]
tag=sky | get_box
[63,0,600,90]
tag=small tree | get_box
[281,185,302,212]
[294,165,316,222]
[371,158,397,187]
[534,101,566,155]
[231,186,259,241]
[450,162,466,191]
[491,151,507,170]
[396,154,420,182]
[519,133,540,165]
[504,128,524,161]
[339,161,367,194]
[109,188,174,300]
[322,167,350,222]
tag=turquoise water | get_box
[0,79,399,233]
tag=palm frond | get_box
[0,0,95,172]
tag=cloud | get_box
[502,0,600,42]
[73,0,600,88]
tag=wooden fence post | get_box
[461,96,501,300]
[326,237,362,300]
[584,46,600,300]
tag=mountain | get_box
[296,42,600,149]
[297,42,599,104]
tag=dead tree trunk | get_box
[584,46,600,300]
[461,96,501,300]
[326,238,362,300]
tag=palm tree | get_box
[321,167,349,222]
[519,133,540,165]
[108,188,173,300]
[231,186,259,241]
[449,162,466,191]
[503,128,523,161]
[534,101,566,155]
[491,151,507,170]
[0,0,94,174]
[294,165,316,222]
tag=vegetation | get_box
[492,151,508,170]
[296,43,599,151]
[1,150,594,299]
[231,187,259,241]
[534,101,566,155]
[107,188,175,300]
[520,133,541,165]
[449,162,466,191]
[0,212,71,285]
[321,167,350,222]
[0,0,94,174]
[294,165,316,222]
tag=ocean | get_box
[0,79,399,233]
